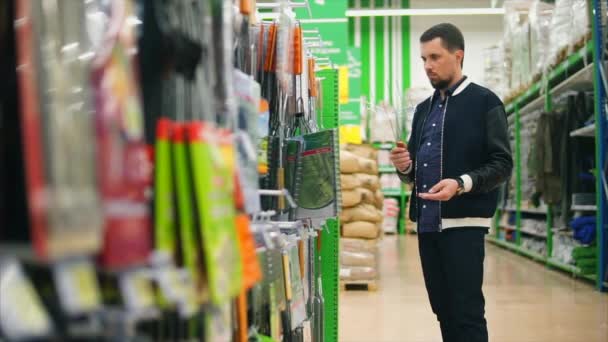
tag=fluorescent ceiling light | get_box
[300,18,348,24]
[256,2,308,9]
[345,8,506,17]
[257,12,281,20]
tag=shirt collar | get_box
[433,75,468,99]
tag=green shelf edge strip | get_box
[487,236,544,261]
[505,42,593,115]
[319,218,340,342]
[315,67,340,341]
[487,237,597,283]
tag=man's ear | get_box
[455,50,464,67]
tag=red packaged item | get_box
[14,0,49,259]
[91,1,152,269]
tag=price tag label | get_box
[179,283,200,318]
[53,259,101,315]
[119,270,156,312]
[157,267,187,304]
[0,259,53,339]
[302,320,313,342]
[206,303,233,342]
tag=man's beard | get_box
[430,77,451,90]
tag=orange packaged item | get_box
[235,214,262,290]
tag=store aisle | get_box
[339,235,608,342]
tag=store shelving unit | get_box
[373,142,411,235]
[316,68,341,342]
[490,0,608,292]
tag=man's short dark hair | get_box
[420,23,465,67]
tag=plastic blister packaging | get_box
[529,0,554,77]
[549,0,573,67]
[571,0,590,47]
[482,44,505,99]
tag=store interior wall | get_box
[409,0,504,93]
[349,0,411,108]
[348,0,504,108]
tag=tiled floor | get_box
[339,235,608,342]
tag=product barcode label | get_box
[54,259,101,315]
[120,270,156,312]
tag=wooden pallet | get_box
[340,280,378,292]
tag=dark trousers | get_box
[418,228,488,342]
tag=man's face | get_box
[421,37,463,90]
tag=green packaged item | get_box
[575,258,597,269]
[284,139,303,219]
[578,265,596,275]
[256,334,279,342]
[189,123,242,305]
[173,123,205,299]
[572,246,597,259]
[154,119,177,256]
[294,129,341,226]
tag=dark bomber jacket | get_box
[398,78,513,228]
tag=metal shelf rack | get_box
[490,0,608,291]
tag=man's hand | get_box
[390,143,412,172]
[418,179,459,201]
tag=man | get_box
[390,23,513,342]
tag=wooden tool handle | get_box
[293,26,302,75]
[264,24,277,72]
[308,58,318,97]
[240,0,251,15]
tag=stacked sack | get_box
[339,145,384,283]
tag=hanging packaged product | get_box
[293,130,342,226]
[234,69,263,214]
[189,123,243,304]
[239,214,264,290]
[91,0,152,269]
[256,242,287,340]
[284,138,304,219]
[205,303,233,342]
[281,240,307,336]
[173,119,208,301]
[154,118,178,258]
[258,99,271,175]
[14,0,103,261]
[232,138,263,293]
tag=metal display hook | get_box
[258,188,298,209]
